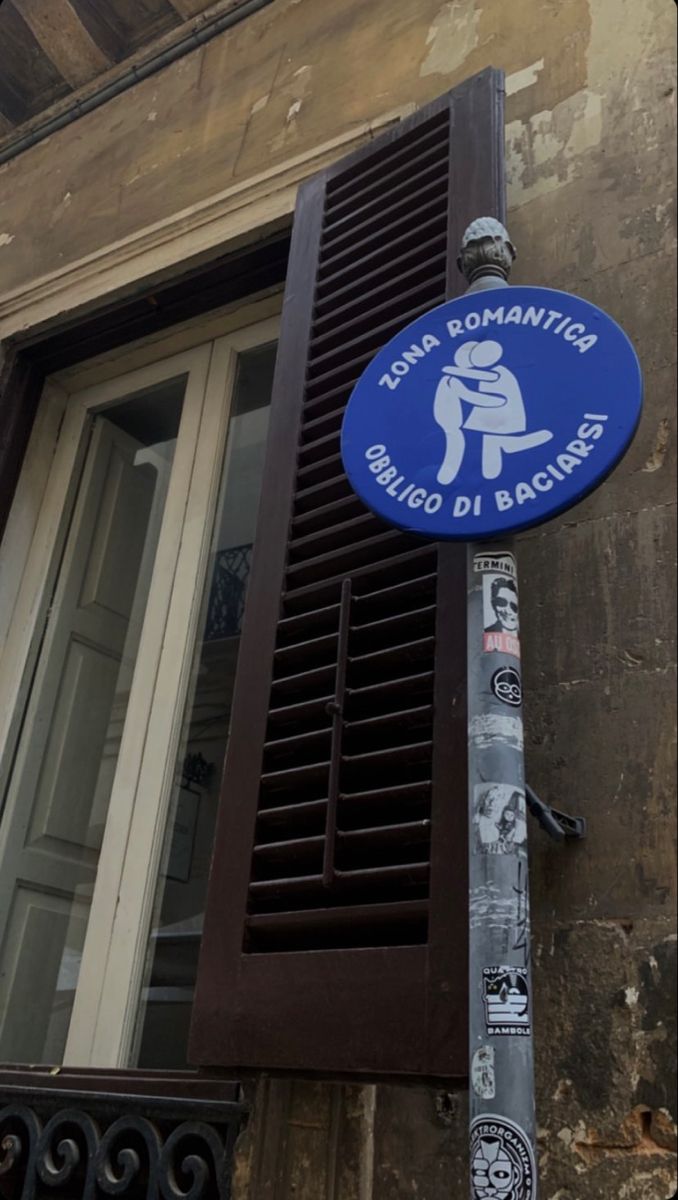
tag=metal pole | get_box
[461,219,538,1200]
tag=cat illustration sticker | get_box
[469,1116,536,1200]
[482,966,531,1036]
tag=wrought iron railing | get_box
[204,545,252,642]
[0,1070,246,1200]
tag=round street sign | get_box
[340,286,643,540]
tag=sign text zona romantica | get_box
[378,303,598,392]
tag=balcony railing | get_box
[0,1068,246,1200]
[204,545,252,643]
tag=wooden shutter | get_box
[190,69,506,1080]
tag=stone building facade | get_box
[0,1,675,1197]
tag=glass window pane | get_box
[134,343,277,1069]
[0,376,185,1064]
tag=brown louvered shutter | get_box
[190,69,505,1079]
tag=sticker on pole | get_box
[340,287,642,539]
[470,1116,536,1200]
[483,966,531,1036]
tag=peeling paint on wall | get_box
[506,59,544,96]
[506,89,603,207]
[642,419,670,473]
[269,61,313,152]
[420,0,480,78]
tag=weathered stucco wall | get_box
[0,0,675,1196]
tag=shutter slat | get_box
[321,151,449,240]
[340,779,432,808]
[246,899,427,934]
[294,472,352,514]
[345,704,433,734]
[348,635,436,671]
[244,900,429,952]
[253,834,325,862]
[273,630,338,668]
[342,741,434,771]
[325,109,448,202]
[267,695,334,726]
[289,512,382,559]
[249,861,430,900]
[319,175,448,259]
[305,295,445,386]
[313,212,447,301]
[296,428,339,464]
[308,272,447,358]
[354,577,438,620]
[347,670,435,718]
[257,798,329,830]
[260,760,329,790]
[296,450,343,485]
[252,823,431,870]
[283,544,437,612]
[291,493,363,537]
[285,530,411,586]
[312,237,447,322]
[351,604,436,638]
[278,602,340,641]
[339,820,431,851]
[270,663,336,697]
[306,293,446,378]
[300,405,344,442]
[263,727,332,758]
[324,127,449,217]
[319,195,447,277]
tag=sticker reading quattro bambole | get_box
[340,286,643,540]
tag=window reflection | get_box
[134,343,276,1068]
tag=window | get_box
[0,313,278,1068]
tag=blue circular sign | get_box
[340,286,642,540]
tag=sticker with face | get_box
[473,784,527,855]
[491,666,522,707]
[483,573,520,635]
[469,1117,536,1200]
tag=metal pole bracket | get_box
[525,784,587,843]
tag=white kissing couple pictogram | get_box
[433,339,553,484]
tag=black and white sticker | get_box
[473,552,517,578]
[470,1115,536,1200]
[491,666,522,707]
[471,1045,496,1100]
[483,965,531,1036]
[482,571,520,658]
[473,783,527,855]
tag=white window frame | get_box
[0,304,280,1069]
